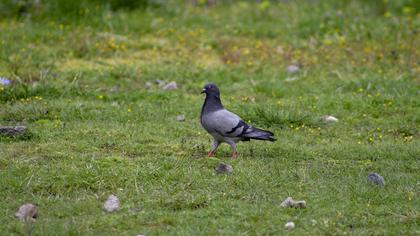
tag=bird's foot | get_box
[207,151,215,157]
[231,151,238,159]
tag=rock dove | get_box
[200,83,276,158]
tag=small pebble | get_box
[110,86,120,93]
[103,194,120,212]
[176,115,185,121]
[322,115,338,123]
[130,208,141,213]
[155,79,166,86]
[163,81,178,90]
[15,203,38,221]
[0,126,28,137]
[287,65,300,74]
[280,197,306,208]
[215,163,233,174]
[145,82,153,89]
[294,200,307,208]
[368,173,385,186]
[285,221,295,230]
[280,197,294,208]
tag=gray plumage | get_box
[200,83,276,158]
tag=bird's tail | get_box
[243,127,276,142]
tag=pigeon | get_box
[200,83,276,158]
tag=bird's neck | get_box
[202,94,224,115]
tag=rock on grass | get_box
[163,81,177,90]
[15,203,38,221]
[368,173,385,186]
[215,163,233,174]
[322,115,338,123]
[176,115,185,121]
[103,194,120,213]
[285,221,295,230]
[0,126,28,137]
[287,65,300,74]
[280,197,294,208]
[145,82,153,89]
[280,197,306,208]
[155,79,166,86]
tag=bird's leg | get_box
[207,140,220,157]
[226,140,238,159]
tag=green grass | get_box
[0,0,419,235]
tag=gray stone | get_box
[103,194,120,212]
[280,197,294,208]
[285,221,295,230]
[163,81,178,90]
[15,203,38,221]
[155,79,166,86]
[368,173,385,186]
[110,86,120,93]
[145,82,153,89]
[287,65,300,74]
[322,115,338,123]
[294,200,307,208]
[176,115,185,121]
[280,197,306,208]
[0,126,28,136]
[215,163,233,174]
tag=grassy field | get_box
[0,0,419,235]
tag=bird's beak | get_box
[201,89,206,94]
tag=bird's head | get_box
[201,83,220,96]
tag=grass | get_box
[0,0,419,235]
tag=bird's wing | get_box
[202,109,251,138]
